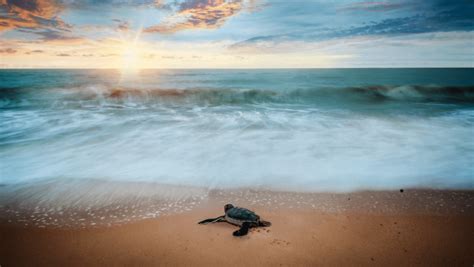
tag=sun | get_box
[120,42,143,75]
[118,29,147,76]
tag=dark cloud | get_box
[232,0,474,50]
[339,1,407,12]
[113,19,130,31]
[340,2,474,36]
[56,53,71,56]
[64,0,170,9]
[18,28,84,42]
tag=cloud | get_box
[1,0,261,36]
[340,3,474,35]
[339,1,407,12]
[35,29,81,41]
[145,0,257,33]
[0,0,69,31]
[113,19,130,31]
[14,28,86,44]
[56,52,71,56]
[0,47,16,53]
[231,1,474,51]
[64,0,160,8]
[100,53,118,57]
[25,49,44,54]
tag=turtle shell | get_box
[225,207,259,226]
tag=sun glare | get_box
[120,42,142,75]
[118,29,146,76]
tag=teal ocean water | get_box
[1,69,473,192]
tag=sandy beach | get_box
[1,189,473,266]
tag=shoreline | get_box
[1,189,473,266]
[1,185,473,228]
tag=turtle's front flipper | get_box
[233,222,250,236]
[198,216,225,224]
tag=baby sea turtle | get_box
[198,204,271,236]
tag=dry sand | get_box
[1,190,473,266]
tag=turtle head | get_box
[224,204,234,212]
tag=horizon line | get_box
[1,67,473,70]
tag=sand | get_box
[1,190,473,266]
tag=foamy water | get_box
[1,69,473,221]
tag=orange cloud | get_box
[0,0,68,31]
[145,0,256,33]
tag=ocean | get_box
[1,68,473,192]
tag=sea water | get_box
[1,69,473,192]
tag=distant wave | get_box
[344,85,474,103]
[1,85,473,109]
[55,85,474,103]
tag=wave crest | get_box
[90,85,474,104]
[347,85,474,102]
[1,85,473,108]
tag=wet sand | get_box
[1,190,473,266]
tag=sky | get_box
[0,0,473,68]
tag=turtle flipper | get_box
[233,222,250,236]
[258,220,271,227]
[198,216,225,224]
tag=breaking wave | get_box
[62,85,474,104]
[1,85,474,109]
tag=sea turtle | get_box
[198,204,271,236]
